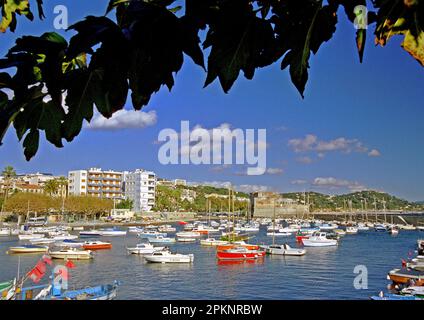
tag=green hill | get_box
[282,190,423,212]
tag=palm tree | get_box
[43,179,60,196]
[1,166,17,213]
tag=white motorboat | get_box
[8,245,49,254]
[417,226,424,232]
[200,238,229,246]
[266,232,291,237]
[267,224,282,232]
[128,226,144,233]
[177,238,197,243]
[265,244,306,256]
[144,251,194,263]
[127,243,165,255]
[279,227,298,233]
[158,225,177,233]
[357,223,370,231]
[18,234,45,241]
[398,224,416,231]
[319,223,338,231]
[148,236,176,244]
[55,240,85,248]
[29,238,56,245]
[389,226,400,235]
[0,228,10,236]
[138,231,167,238]
[345,226,358,234]
[49,248,93,260]
[301,232,338,247]
[176,231,201,238]
[51,234,79,241]
[99,228,127,236]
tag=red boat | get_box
[178,221,188,225]
[82,241,112,250]
[217,241,259,252]
[296,231,309,243]
[216,247,265,260]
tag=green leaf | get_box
[204,2,277,93]
[62,69,96,142]
[38,101,65,148]
[121,1,183,109]
[0,0,31,33]
[0,90,20,145]
[67,16,129,117]
[23,129,39,161]
[0,73,13,89]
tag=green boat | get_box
[0,281,13,298]
[220,233,249,242]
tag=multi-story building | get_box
[123,169,156,212]
[68,168,123,199]
[249,192,309,218]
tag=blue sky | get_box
[1,1,424,201]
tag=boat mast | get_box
[272,197,276,246]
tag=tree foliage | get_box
[0,0,423,160]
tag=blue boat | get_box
[19,281,121,300]
[370,293,423,300]
[374,224,387,232]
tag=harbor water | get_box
[0,226,422,300]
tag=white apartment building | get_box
[123,169,156,212]
[68,168,123,199]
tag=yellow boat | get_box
[7,245,49,254]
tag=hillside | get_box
[282,190,423,212]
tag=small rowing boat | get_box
[35,281,120,300]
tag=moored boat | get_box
[82,241,112,250]
[177,238,197,243]
[200,238,229,246]
[216,241,259,252]
[79,230,102,237]
[7,245,49,254]
[99,228,127,237]
[216,247,265,260]
[35,281,120,300]
[144,251,194,263]
[138,231,167,238]
[387,268,424,285]
[127,243,165,255]
[301,232,338,247]
[49,248,93,260]
[264,244,306,256]
[148,236,176,244]
[176,231,201,238]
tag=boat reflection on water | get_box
[217,258,265,266]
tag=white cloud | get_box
[368,149,381,157]
[288,134,376,157]
[291,180,308,185]
[312,177,367,192]
[296,156,313,164]
[188,181,271,194]
[86,110,157,130]
[266,168,284,175]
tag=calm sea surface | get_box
[1,225,423,300]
